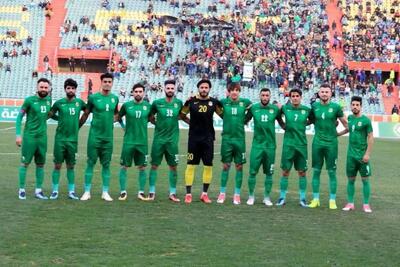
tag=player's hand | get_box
[335,120,339,126]
[362,154,370,163]
[16,136,22,147]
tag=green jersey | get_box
[348,115,372,158]
[151,97,182,143]
[51,98,86,142]
[220,97,252,140]
[310,102,344,146]
[119,100,151,145]
[20,95,51,137]
[246,102,280,148]
[282,104,311,147]
[87,92,119,140]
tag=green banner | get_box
[378,122,400,138]
[0,106,19,122]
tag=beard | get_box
[352,109,360,115]
[261,100,269,106]
[66,92,75,98]
[166,91,174,98]
[199,91,209,97]
[38,91,48,98]
[134,95,143,102]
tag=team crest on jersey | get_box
[358,122,362,126]
[208,101,213,106]
[174,103,178,108]
[111,98,115,103]
[143,106,147,110]
[302,110,305,114]
[47,101,50,106]
[75,102,79,107]
[269,109,274,113]
[239,102,243,107]
[329,108,333,113]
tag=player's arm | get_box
[337,115,348,136]
[362,131,374,163]
[48,103,59,121]
[215,99,223,119]
[244,107,253,124]
[116,104,126,130]
[79,109,90,128]
[276,108,285,130]
[149,102,156,125]
[179,100,190,125]
[15,109,26,147]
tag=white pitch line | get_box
[0,127,15,131]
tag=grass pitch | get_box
[0,122,399,266]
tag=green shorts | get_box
[281,145,308,172]
[221,138,246,165]
[346,156,371,177]
[53,140,77,165]
[151,141,179,166]
[249,145,275,176]
[120,143,148,167]
[87,138,113,166]
[312,143,338,170]
[21,136,47,165]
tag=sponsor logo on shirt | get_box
[358,122,362,126]
[208,101,213,106]
[329,108,333,113]
[111,98,115,103]
[143,106,147,110]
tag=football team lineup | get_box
[15,73,374,212]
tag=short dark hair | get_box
[164,80,176,86]
[228,82,241,92]
[64,78,78,89]
[100,72,114,81]
[132,83,145,91]
[37,77,51,85]
[320,83,331,89]
[197,79,212,88]
[289,88,302,97]
[351,95,362,105]
[260,88,271,93]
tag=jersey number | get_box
[261,114,268,122]
[199,105,207,113]
[321,112,325,120]
[69,108,75,115]
[232,107,237,115]
[40,106,47,113]
[166,109,173,117]
[136,111,142,118]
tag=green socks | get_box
[149,169,157,193]
[67,168,75,192]
[18,165,27,189]
[35,167,44,189]
[248,174,256,196]
[119,168,127,192]
[168,169,177,194]
[138,169,146,192]
[312,168,321,199]
[299,176,307,200]
[347,178,355,203]
[328,170,337,200]
[84,163,94,192]
[52,169,60,192]
[220,168,230,193]
[264,175,273,197]
[102,166,111,192]
[234,170,243,195]
[362,178,370,204]
[279,176,288,199]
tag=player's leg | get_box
[184,138,200,203]
[218,138,233,203]
[166,142,180,202]
[148,141,164,200]
[360,161,372,213]
[50,140,65,199]
[200,138,214,203]
[64,141,78,199]
[232,139,246,204]
[326,144,338,209]
[34,136,48,199]
[134,145,148,201]
[99,140,113,201]
[118,144,133,200]
[294,147,308,207]
[81,137,98,200]
[247,146,262,205]
[263,148,276,206]
[18,136,36,199]
[343,156,357,211]
[278,145,295,205]
[309,142,324,208]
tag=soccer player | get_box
[15,78,52,199]
[117,83,151,201]
[340,96,374,213]
[308,83,348,209]
[278,88,311,207]
[148,80,184,202]
[217,83,252,205]
[245,88,282,206]
[180,79,223,204]
[79,73,119,201]
[48,79,86,200]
